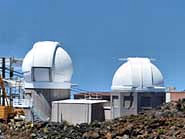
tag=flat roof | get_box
[74,92,111,97]
[168,91,185,93]
[52,99,108,104]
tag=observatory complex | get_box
[21,42,167,123]
[111,58,166,118]
[22,41,73,120]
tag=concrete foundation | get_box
[111,92,165,119]
[24,89,70,121]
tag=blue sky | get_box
[0,0,185,91]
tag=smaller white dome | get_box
[111,57,165,92]
[22,41,73,89]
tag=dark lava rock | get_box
[3,99,185,139]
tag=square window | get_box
[32,67,51,82]
[123,96,133,108]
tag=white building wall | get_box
[166,92,171,103]
[51,103,90,124]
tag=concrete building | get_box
[74,92,112,120]
[51,99,107,124]
[166,87,176,103]
[111,57,166,119]
[166,91,185,102]
[22,41,73,121]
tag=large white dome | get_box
[22,41,73,89]
[111,58,165,92]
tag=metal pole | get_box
[2,58,5,78]
[9,57,13,105]
[2,57,5,105]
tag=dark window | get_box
[112,96,118,99]
[123,96,133,108]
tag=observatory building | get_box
[22,41,73,121]
[111,57,165,119]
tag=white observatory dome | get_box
[22,41,73,89]
[111,58,165,92]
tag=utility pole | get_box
[2,58,5,79]
[2,57,5,105]
[9,57,13,105]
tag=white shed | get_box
[51,99,107,125]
